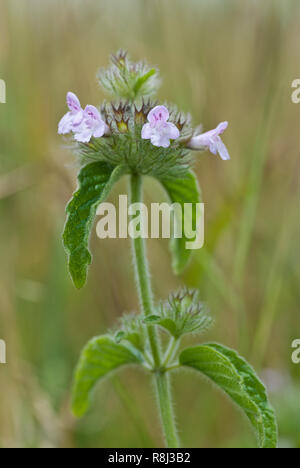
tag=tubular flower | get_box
[187,121,230,161]
[141,105,180,148]
[58,92,84,135]
[73,105,109,143]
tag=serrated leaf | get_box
[160,170,201,274]
[72,335,142,417]
[179,343,278,448]
[63,162,124,288]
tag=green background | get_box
[0,0,299,448]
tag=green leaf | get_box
[63,162,124,288]
[113,314,146,352]
[144,315,161,324]
[160,170,201,274]
[72,335,142,417]
[114,331,126,343]
[179,343,278,448]
[133,68,156,97]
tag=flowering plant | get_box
[59,51,277,448]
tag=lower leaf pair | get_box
[72,335,277,448]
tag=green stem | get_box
[130,173,180,449]
[155,372,179,448]
[162,337,179,367]
[165,364,181,372]
[130,173,160,367]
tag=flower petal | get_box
[209,139,218,155]
[150,132,170,148]
[199,122,228,141]
[216,121,228,135]
[84,105,101,122]
[93,121,106,138]
[147,105,169,124]
[165,122,180,140]
[58,112,73,134]
[67,92,82,112]
[74,124,93,143]
[72,109,84,127]
[141,123,153,139]
[216,138,230,160]
[187,133,210,149]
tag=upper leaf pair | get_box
[63,161,201,289]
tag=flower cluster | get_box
[58,52,231,164]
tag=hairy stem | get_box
[155,371,179,448]
[130,173,180,448]
[130,173,160,367]
[162,337,179,367]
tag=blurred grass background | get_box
[0,0,299,448]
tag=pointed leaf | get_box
[133,68,156,97]
[179,343,277,448]
[72,335,142,417]
[63,162,124,288]
[160,170,201,274]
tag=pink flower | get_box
[141,105,180,148]
[73,106,109,143]
[58,93,109,143]
[58,92,84,135]
[188,122,230,161]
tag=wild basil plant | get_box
[59,51,277,448]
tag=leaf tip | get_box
[172,257,186,276]
[69,266,87,289]
[71,398,89,418]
